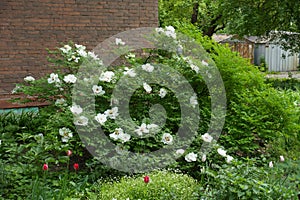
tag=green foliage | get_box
[176,23,266,100]
[159,0,300,52]
[223,88,300,157]
[97,170,199,200]
[3,26,300,199]
[175,24,300,158]
[159,0,224,36]
[201,159,298,199]
[222,0,300,52]
[266,77,300,90]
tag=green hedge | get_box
[266,77,300,90]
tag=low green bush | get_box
[97,170,199,200]
[201,159,298,199]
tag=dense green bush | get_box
[266,77,300,90]
[223,88,300,157]
[176,23,300,158]
[0,112,122,199]
[97,170,199,200]
[201,159,298,199]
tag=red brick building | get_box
[0,0,158,101]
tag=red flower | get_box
[43,163,48,171]
[73,163,79,171]
[144,175,150,183]
[67,150,72,157]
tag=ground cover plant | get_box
[1,26,299,199]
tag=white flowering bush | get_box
[13,27,236,177]
[14,25,299,175]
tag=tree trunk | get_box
[203,15,223,37]
[191,2,199,24]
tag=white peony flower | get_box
[119,133,131,143]
[165,25,175,33]
[201,60,209,66]
[279,155,285,162]
[226,155,234,163]
[70,104,83,115]
[68,55,75,62]
[115,38,125,45]
[161,133,173,145]
[104,107,119,119]
[143,83,152,93]
[123,68,136,77]
[142,63,154,72]
[75,44,86,50]
[88,51,100,61]
[185,152,197,162]
[59,127,73,142]
[74,116,89,126]
[74,56,80,63]
[159,88,167,98]
[55,98,66,106]
[60,45,72,54]
[155,27,164,33]
[217,148,227,157]
[165,26,176,39]
[95,113,107,125]
[92,85,105,96]
[48,73,60,84]
[125,53,135,59]
[11,85,21,94]
[190,63,199,73]
[77,49,87,57]
[269,161,273,168]
[63,74,77,83]
[99,71,115,82]
[109,128,130,143]
[156,27,164,33]
[201,133,213,143]
[134,123,149,136]
[201,154,207,162]
[24,76,35,82]
[109,128,124,140]
[190,94,198,108]
[176,149,185,155]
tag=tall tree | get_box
[159,0,225,37]
[221,0,300,52]
[159,0,300,52]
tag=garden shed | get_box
[213,34,299,72]
[212,34,255,64]
[247,36,299,72]
[0,0,158,108]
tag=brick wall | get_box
[0,0,158,95]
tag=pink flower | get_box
[144,175,150,183]
[73,163,79,171]
[43,164,48,171]
[67,150,72,157]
